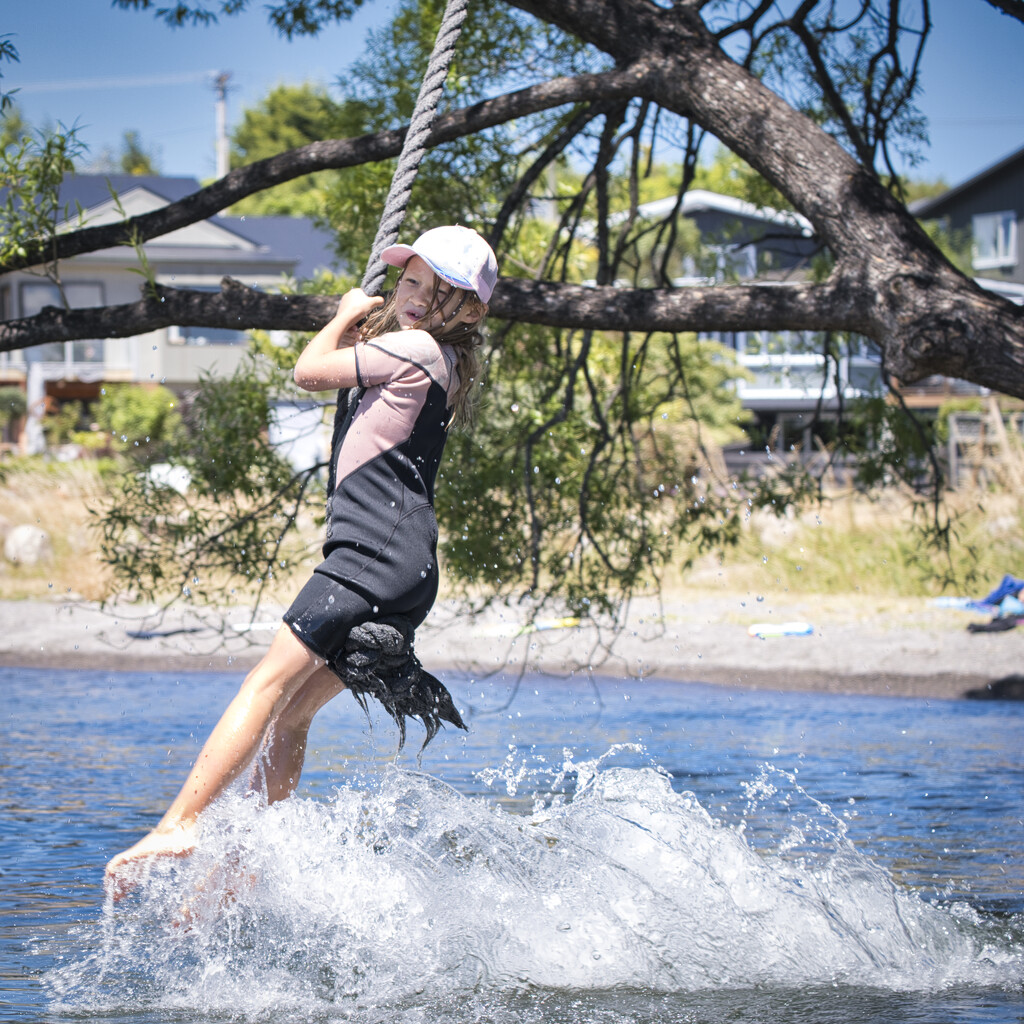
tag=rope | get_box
[359,0,470,296]
[330,0,470,747]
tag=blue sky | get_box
[4,0,1023,188]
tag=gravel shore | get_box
[2,591,1021,701]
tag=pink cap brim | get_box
[379,242,468,295]
[379,243,418,269]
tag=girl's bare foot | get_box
[104,825,196,902]
[174,857,258,930]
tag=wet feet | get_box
[104,825,196,902]
[174,857,258,930]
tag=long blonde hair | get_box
[359,269,487,428]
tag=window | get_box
[972,211,1018,270]
[175,323,249,346]
[170,286,249,346]
[19,281,105,362]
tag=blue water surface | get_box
[1,665,1022,1024]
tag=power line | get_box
[17,70,219,94]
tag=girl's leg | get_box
[253,666,348,805]
[105,625,324,893]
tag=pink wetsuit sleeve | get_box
[355,333,450,391]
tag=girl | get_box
[105,225,498,896]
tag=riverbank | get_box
[1,590,1020,701]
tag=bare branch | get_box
[0,275,864,354]
[0,67,652,276]
[983,0,1024,22]
[0,278,336,352]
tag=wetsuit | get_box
[283,330,455,670]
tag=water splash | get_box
[45,755,1024,1020]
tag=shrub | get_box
[0,386,27,427]
[92,384,185,460]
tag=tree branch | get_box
[983,0,1024,23]
[0,66,652,276]
[0,279,336,351]
[5,266,1021,400]
[0,275,869,351]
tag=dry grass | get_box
[1,459,1020,610]
[0,461,113,601]
[674,486,1023,603]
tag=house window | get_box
[972,211,1018,270]
[175,323,250,346]
[170,286,250,346]
[19,281,106,362]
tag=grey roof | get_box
[58,173,201,210]
[56,174,339,280]
[910,143,1024,217]
[221,214,339,280]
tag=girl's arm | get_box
[293,288,385,392]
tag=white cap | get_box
[380,225,498,302]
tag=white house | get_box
[616,190,884,451]
[628,183,1021,452]
[0,174,338,453]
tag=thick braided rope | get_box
[359,0,470,296]
[331,0,469,747]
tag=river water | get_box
[2,665,1022,1023]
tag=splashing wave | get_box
[45,752,1024,1020]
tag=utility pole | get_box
[214,71,231,179]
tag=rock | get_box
[964,674,1024,701]
[4,524,53,566]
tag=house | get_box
[907,144,1024,409]
[628,190,885,453]
[0,174,338,453]
[911,143,1024,291]
[634,158,1024,453]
